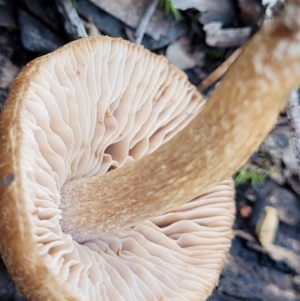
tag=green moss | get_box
[234,167,268,186]
[159,0,181,20]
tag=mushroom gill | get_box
[0,36,234,301]
[1,2,300,300]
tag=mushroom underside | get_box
[0,36,235,301]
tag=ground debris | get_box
[55,0,88,39]
[18,9,65,53]
[198,48,242,91]
[203,22,251,47]
[170,0,234,25]
[166,37,204,70]
[287,90,300,179]
[0,54,18,90]
[0,5,17,29]
[89,0,177,40]
[135,0,158,44]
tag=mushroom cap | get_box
[0,36,235,300]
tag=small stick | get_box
[55,0,88,39]
[135,0,158,44]
[286,89,300,179]
[197,47,242,92]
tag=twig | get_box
[82,16,101,37]
[197,47,242,92]
[135,0,158,44]
[286,89,300,179]
[55,0,88,39]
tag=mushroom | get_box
[1,2,300,300]
[0,36,234,301]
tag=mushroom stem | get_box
[61,3,300,243]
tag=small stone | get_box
[292,275,300,292]
[0,54,19,89]
[269,188,300,226]
[170,0,234,25]
[18,9,65,53]
[204,22,251,47]
[23,0,61,33]
[282,142,298,172]
[261,132,290,163]
[0,5,17,29]
[166,39,198,70]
